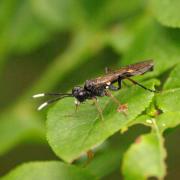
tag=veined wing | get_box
[87,60,154,87]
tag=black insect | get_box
[33,60,156,117]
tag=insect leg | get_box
[74,99,80,112]
[105,90,121,105]
[105,90,128,114]
[92,98,104,120]
[125,77,157,92]
[108,84,119,91]
[82,149,94,167]
[108,78,122,91]
[86,149,94,163]
[118,78,122,89]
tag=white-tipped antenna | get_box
[32,93,45,98]
[37,102,48,111]
[33,93,73,111]
[33,93,72,111]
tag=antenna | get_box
[33,93,73,110]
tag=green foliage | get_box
[163,64,180,89]
[2,161,95,180]
[0,109,45,155]
[150,0,180,28]
[85,143,123,179]
[0,0,52,54]
[156,112,180,133]
[0,0,180,179]
[47,80,158,162]
[31,0,144,29]
[122,131,166,180]
[120,19,180,78]
[156,89,180,112]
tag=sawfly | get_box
[33,59,156,119]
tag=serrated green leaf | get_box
[47,79,158,162]
[154,61,180,131]
[128,87,180,132]
[2,161,95,180]
[156,112,180,133]
[156,88,180,113]
[127,112,180,134]
[122,132,166,180]
[163,63,180,90]
[155,63,180,132]
[150,0,180,28]
[127,114,152,128]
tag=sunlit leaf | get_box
[156,112,180,133]
[129,112,180,134]
[47,80,158,162]
[163,63,180,90]
[156,88,180,113]
[128,63,180,133]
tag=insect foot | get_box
[117,103,128,113]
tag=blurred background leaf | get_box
[0,0,54,73]
[122,131,166,180]
[0,0,179,179]
[120,19,180,78]
[150,0,180,28]
[31,0,145,30]
[2,161,95,180]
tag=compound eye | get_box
[79,91,84,96]
[72,86,81,94]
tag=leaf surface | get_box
[122,131,166,180]
[2,161,95,180]
[47,80,158,162]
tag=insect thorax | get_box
[84,80,105,97]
